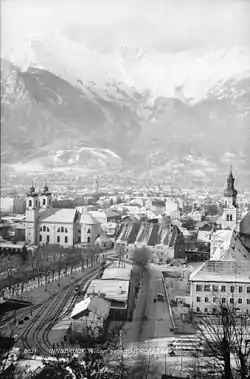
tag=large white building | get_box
[189,260,250,314]
[25,184,100,248]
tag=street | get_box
[123,263,174,350]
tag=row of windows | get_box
[196,284,250,293]
[196,297,250,305]
[39,226,68,233]
[197,307,249,314]
[28,199,51,207]
[226,214,233,221]
[40,235,68,243]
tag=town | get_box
[1,0,250,378]
[0,169,249,378]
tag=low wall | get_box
[161,274,178,333]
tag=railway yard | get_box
[0,261,110,359]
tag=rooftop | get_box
[80,213,100,225]
[87,279,129,302]
[102,267,131,281]
[38,208,78,224]
[190,260,250,283]
[70,297,110,319]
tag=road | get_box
[123,263,173,350]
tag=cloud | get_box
[1,0,250,53]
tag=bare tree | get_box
[132,246,152,268]
[193,301,250,379]
[128,351,160,379]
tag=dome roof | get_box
[239,211,250,236]
[80,213,100,225]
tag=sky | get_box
[1,0,250,54]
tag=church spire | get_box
[224,167,237,205]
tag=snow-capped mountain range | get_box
[1,31,250,186]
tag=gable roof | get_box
[70,297,110,319]
[38,208,78,224]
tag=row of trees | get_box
[0,245,103,292]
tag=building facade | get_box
[25,184,100,247]
[189,260,250,314]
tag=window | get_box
[39,235,42,242]
[230,215,232,221]
[238,298,242,304]
[87,237,91,243]
[204,285,210,292]
[247,287,250,293]
[221,285,226,292]
[78,229,81,233]
[239,286,243,293]
[28,200,32,207]
[57,228,60,232]
[40,227,42,231]
[196,285,202,292]
[247,299,250,305]
[205,297,208,303]
[65,236,68,243]
[57,236,60,243]
[227,215,229,221]
[65,228,68,233]
[222,298,226,303]
[205,308,208,313]
[43,199,46,205]
[196,297,201,302]
[212,308,216,314]
[213,297,216,303]
[43,226,46,232]
[46,227,50,232]
[230,298,234,304]
[213,285,218,292]
[46,235,50,243]
[87,228,91,233]
[196,307,200,312]
[231,286,234,293]
[61,227,64,233]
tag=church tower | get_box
[40,182,52,210]
[25,183,39,245]
[221,168,238,229]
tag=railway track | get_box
[18,265,104,356]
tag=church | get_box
[25,184,100,248]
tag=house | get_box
[189,260,250,314]
[70,297,111,341]
[94,233,113,249]
[86,279,129,320]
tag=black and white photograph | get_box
[0,0,250,378]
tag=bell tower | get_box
[221,167,238,229]
[40,181,52,210]
[25,182,39,245]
